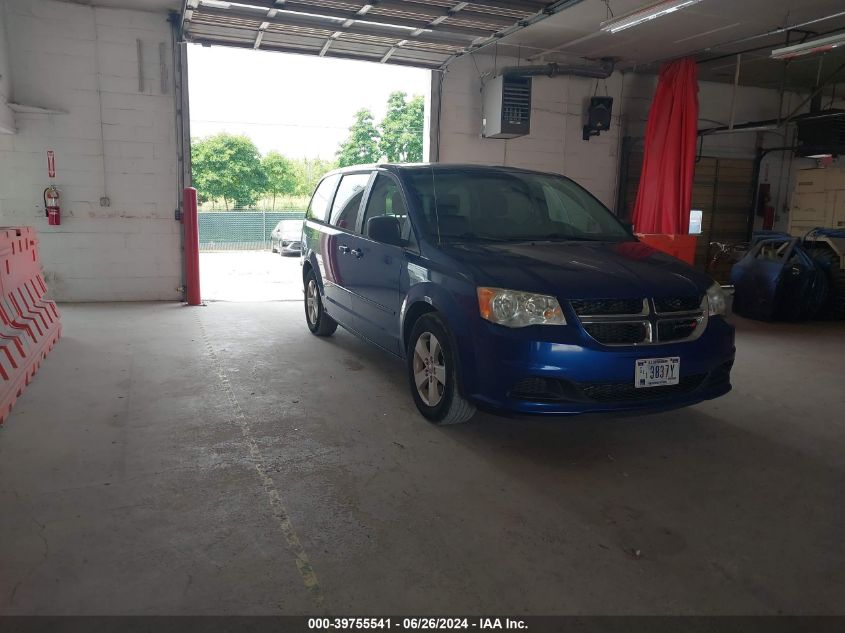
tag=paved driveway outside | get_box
[200,250,302,302]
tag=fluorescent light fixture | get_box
[601,0,704,34]
[771,32,845,60]
[358,20,428,32]
[703,124,779,135]
[807,153,834,159]
[201,0,231,8]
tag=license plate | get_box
[635,357,680,388]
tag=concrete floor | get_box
[1,302,843,615]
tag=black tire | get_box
[304,270,337,336]
[406,313,476,425]
[808,247,845,320]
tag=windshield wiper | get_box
[526,233,598,242]
[441,232,511,243]
[527,233,632,242]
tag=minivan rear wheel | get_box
[407,314,476,425]
[304,270,337,336]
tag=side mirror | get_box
[367,215,403,246]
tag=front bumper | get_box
[462,317,735,416]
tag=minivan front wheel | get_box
[304,271,337,336]
[407,314,476,425]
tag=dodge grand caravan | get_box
[301,164,735,425]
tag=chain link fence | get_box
[198,210,306,251]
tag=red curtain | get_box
[632,57,699,235]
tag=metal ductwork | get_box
[500,58,616,80]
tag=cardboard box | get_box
[827,167,845,192]
[789,191,832,236]
[793,169,828,194]
[833,191,845,229]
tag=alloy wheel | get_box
[413,332,446,407]
[306,279,319,324]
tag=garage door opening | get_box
[188,45,431,302]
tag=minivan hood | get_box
[440,240,712,300]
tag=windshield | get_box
[404,168,632,243]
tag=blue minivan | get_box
[301,164,735,425]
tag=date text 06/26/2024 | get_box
[307,618,528,630]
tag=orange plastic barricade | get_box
[0,227,61,425]
[635,234,698,265]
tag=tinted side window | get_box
[362,174,414,241]
[307,174,340,222]
[330,173,370,231]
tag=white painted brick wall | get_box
[0,0,13,136]
[0,0,180,302]
[435,54,626,210]
[436,54,795,214]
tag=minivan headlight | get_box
[706,282,727,317]
[477,288,566,328]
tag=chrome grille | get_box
[570,298,645,316]
[572,296,706,346]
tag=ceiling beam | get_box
[431,2,469,26]
[253,21,269,48]
[370,1,519,29]
[181,0,197,34]
[193,6,471,48]
[380,47,397,63]
[186,35,445,68]
[398,0,550,13]
[380,38,408,63]
[319,32,341,57]
[213,0,501,38]
[252,5,278,49]
[437,0,587,69]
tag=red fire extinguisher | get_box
[44,185,61,226]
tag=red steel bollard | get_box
[182,187,202,306]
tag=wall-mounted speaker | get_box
[583,96,613,141]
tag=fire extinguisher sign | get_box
[46,150,56,179]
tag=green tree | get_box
[403,95,425,162]
[191,133,267,209]
[379,91,424,163]
[336,109,381,167]
[262,151,297,209]
[292,157,337,196]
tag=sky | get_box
[188,45,432,160]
